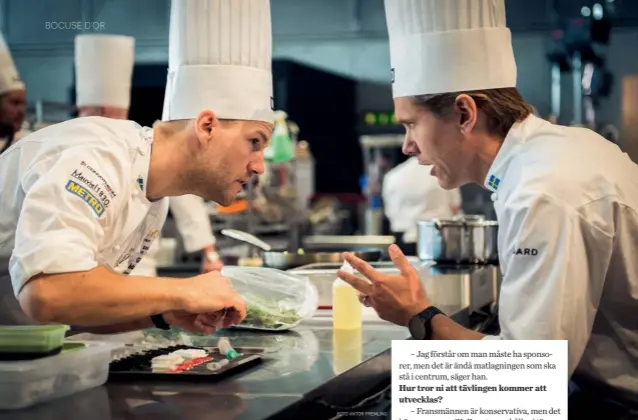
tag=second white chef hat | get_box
[162,0,274,124]
[384,0,517,98]
[0,33,25,96]
[74,34,135,109]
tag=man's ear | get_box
[454,94,478,134]
[194,109,220,150]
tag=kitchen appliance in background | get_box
[546,1,618,141]
[272,60,368,235]
[417,214,502,330]
[272,59,361,196]
[416,217,498,265]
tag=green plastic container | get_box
[0,325,70,360]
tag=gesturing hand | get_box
[336,244,431,326]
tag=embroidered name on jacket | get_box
[65,180,105,217]
[70,170,111,208]
[513,248,538,256]
[79,161,117,198]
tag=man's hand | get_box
[337,244,431,326]
[176,271,247,327]
[164,310,236,334]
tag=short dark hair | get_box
[412,88,535,139]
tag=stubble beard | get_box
[186,158,239,204]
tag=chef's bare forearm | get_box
[18,266,185,326]
[431,314,485,340]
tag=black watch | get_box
[151,314,170,330]
[408,306,445,340]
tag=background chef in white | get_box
[0,32,28,154]
[337,0,638,411]
[382,156,462,255]
[0,0,275,334]
[74,33,223,277]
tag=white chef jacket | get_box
[0,136,8,152]
[0,128,33,154]
[130,195,215,277]
[382,157,462,243]
[482,114,638,395]
[0,116,169,324]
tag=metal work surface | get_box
[0,258,487,420]
[0,309,469,420]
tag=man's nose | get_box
[402,136,416,156]
[248,155,265,175]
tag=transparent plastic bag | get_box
[221,266,319,331]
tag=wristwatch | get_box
[151,314,170,330]
[408,306,445,340]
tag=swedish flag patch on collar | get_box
[488,174,501,190]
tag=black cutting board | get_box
[107,344,264,382]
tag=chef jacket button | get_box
[491,193,498,201]
[114,245,121,251]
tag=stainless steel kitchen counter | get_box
[0,306,470,420]
[0,259,497,420]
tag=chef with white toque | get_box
[74,33,222,277]
[336,0,638,415]
[0,33,28,154]
[0,0,274,334]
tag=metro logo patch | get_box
[65,180,105,217]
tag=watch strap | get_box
[410,306,445,340]
[151,314,170,330]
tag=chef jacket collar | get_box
[483,114,543,193]
[136,126,155,205]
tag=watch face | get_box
[409,315,427,340]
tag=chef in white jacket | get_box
[0,0,274,333]
[382,156,462,254]
[337,0,638,414]
[0,33,28,154]
[74,34,222,277]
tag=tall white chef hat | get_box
[0,33,25,96]
[384,0,517,98]
[162,0,274,124]
[74,34,135,109]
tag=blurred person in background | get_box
[382,156,462,255]
[0,33,28,154]
[74,33,222,277]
